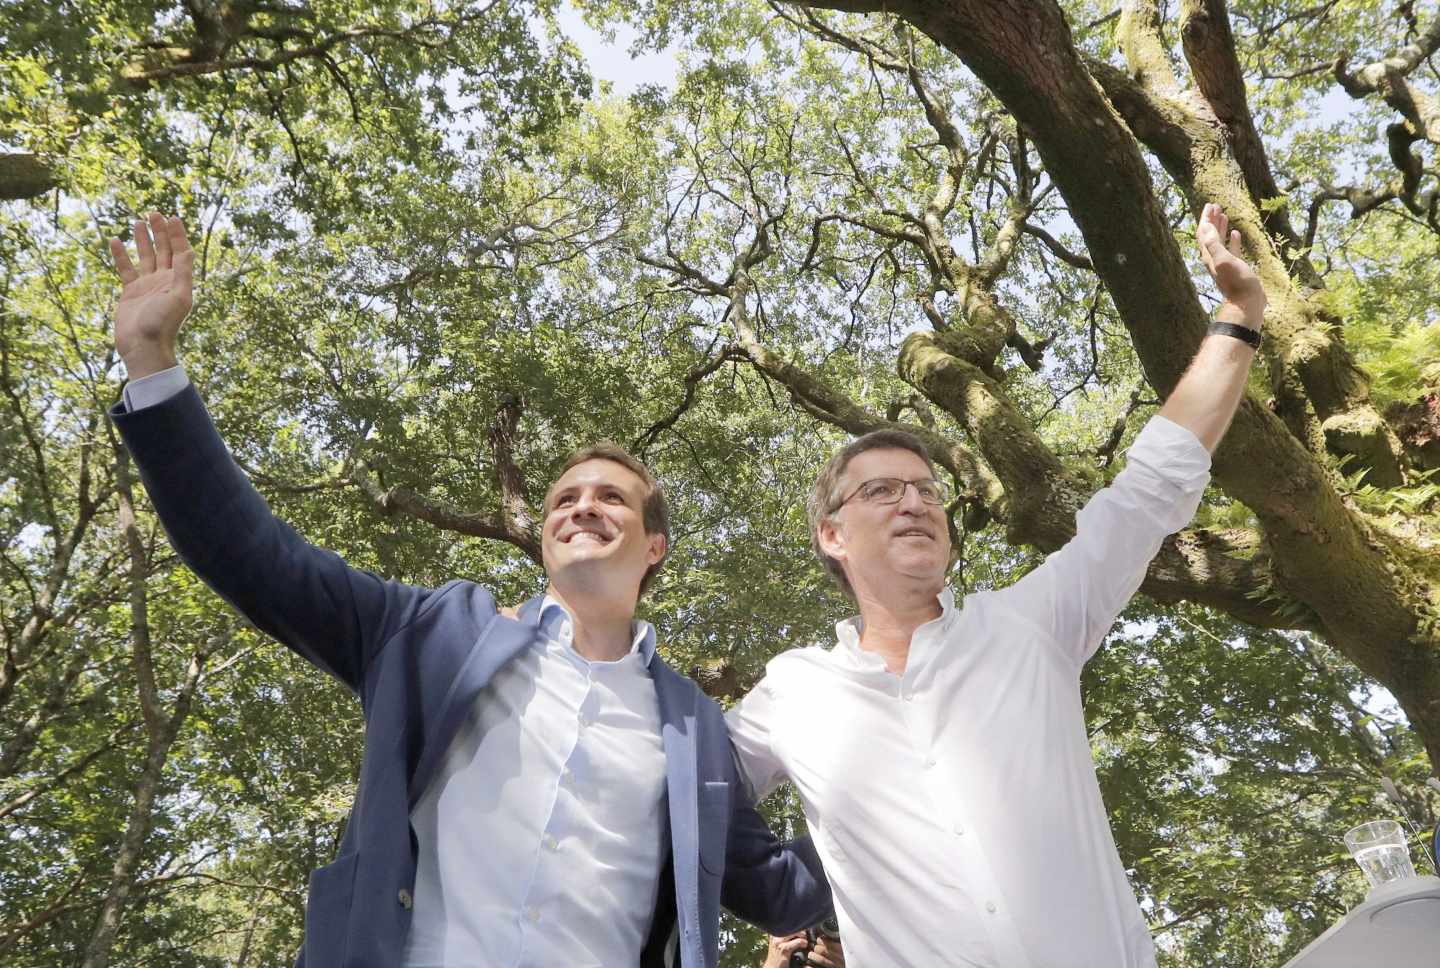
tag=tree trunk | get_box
[80,448,210,968]
[789,0,1440,772]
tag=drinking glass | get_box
[1343,819,1417,888]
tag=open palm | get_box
[109,214,194,369]
[1196,202,1265,320]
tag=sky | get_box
[553,3,681,94]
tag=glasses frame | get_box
[834,476,952,511]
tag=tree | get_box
[3,0,1439,964]
[597,0,1440,766]
[0,0,589,203]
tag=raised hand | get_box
[1196,202,1265,328]
[109,213,194,380]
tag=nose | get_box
[569,490,602,518]
[896,481,928,514]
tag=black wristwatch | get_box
[1207,320,1262,349]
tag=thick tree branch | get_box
[0,153,58,201]
[84,443,225,968]
[1100,9,1407,485]
[1143,528,1319,630]
[787,0,1440,770]
[348,461,542,564]
[1178,0,1321,286]
[1333,10,1440,145]
[489,392,536,539]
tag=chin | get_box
[554,551,612,574]
[891,550,947,573]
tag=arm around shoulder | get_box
[718,678,831,934]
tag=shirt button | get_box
[986,901,997,914]
[953,823,965,836]
[526,906,541,923]
[397,888,413,910]
[924,756,937,769]
[543,834,559,851]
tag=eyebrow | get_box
[545,481,636,507]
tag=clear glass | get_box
[1343,819,1417,887]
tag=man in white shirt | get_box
[107,215,830,968]
[726,204,1264,967]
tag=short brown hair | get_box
[545,443,671,595]
[807,429,937,601]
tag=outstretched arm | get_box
[994,205,1253,663]
[1157,203,1267,452]
[107,215,439,691]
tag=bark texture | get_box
[785,0,1440,770]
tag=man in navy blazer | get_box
[106,214,830,967]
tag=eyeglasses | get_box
[835,477,952,509]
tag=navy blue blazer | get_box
[112,385,830,968]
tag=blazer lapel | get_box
[652,656,701,958]
[408,594,545,809]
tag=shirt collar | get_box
[834,586,957,669]
[539,594,656,666]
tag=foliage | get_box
[3,0,1439,965]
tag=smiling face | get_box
[817,447,951,602]
[541,458,667,604]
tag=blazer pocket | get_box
[696,780,732,877]
[303,851,359,966]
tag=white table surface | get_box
[1281,875,1440,968]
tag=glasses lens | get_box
[861,479,903,503]
[915,480,944,503]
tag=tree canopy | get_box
[2,0,1438,964]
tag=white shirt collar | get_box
[833,586,957,672]
[539,594,657,666]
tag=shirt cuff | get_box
[1128,415,1212,487]
[122,366,190,412]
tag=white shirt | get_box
[121,365,191,411]
[726,416,1211,968]
[126,371,672,966]
[403,597,669,967]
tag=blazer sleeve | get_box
[718,751,833,935]
[110,384,433,694]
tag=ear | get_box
[646,532,667,566]
[816,514,847,563]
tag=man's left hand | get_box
[1196,202,1266,327]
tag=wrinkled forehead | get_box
[544,458,649,508]
[838,447,934,491]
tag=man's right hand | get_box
[109,213,194,380]
[762,931,845,968]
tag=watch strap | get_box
[1208,320,1262,349]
